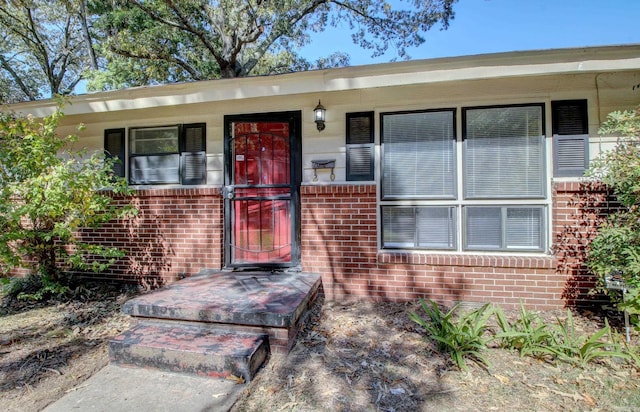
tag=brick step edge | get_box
[109,323,269,382]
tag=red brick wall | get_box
[76,188,224,288]
[14,181,613,309]
[300,182,615,310]
[553,180,619,307]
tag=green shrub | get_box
[410,299,639,371]
[587,105,640,315]
[0,107,135,283]
[2,274,69,302]
[410,299,493,371]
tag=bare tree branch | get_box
[0,54,37,100]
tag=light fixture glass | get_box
[314,100,326,131]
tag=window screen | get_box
[130,126,180,184]
[128,123,207,185]
[382,110,456,199]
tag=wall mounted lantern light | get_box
[314,100,326,132]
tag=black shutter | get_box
[104,128,125,177]
[552,100,588,135]
[181,123,206,185]
[552,100,589,177]
[553,134,589,177]
[346,112,374,181]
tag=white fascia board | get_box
[9,44,640,118]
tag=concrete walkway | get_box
[43,364,245,412]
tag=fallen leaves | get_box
[233,302,640,412]
[494,374,510,385]
[226,374,245,385]
[0,287,132,411]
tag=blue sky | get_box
[299,0,640,66]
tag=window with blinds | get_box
[463,105,545,199]
[380,103,548,253]
[130,125,181,184]
[382,109,456,199]
[382,206,457,249]
[461,104,547,252]
[124,123,206,185]
[464,206,545,251]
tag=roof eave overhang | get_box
[9,44,640,118]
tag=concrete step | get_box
[109,322,269,383]
[122,271,322,328]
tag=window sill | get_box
[125,185,222,197]
[377,250,556,269]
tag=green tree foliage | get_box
[0,0,97,103]
[0,106,135,281]
[588,105,640,314]
[87,0,457,90]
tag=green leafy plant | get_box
[0,105,136,282]
[494,303,555,359]
[410,299,493,371]
[16,275,70,302]
[621,338,640,369]
[550,312,629,367]
[1,273,69,302]
[587,105,640,315]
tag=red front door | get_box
[224,113,301,268]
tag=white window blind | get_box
[383,206,456,249]
[464,106,545,199]
[416,207,456,249]
[382,207,416,247]
[506,207,543,250]
[464,206,545,251]
[382,110,456,199]
[465,207,502,250]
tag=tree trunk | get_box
[37,237,60,281]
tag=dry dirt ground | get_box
[232,299,640,412]
[0,287,132,412]
[1,290,639,412]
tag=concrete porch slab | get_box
[122,271,322,328]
